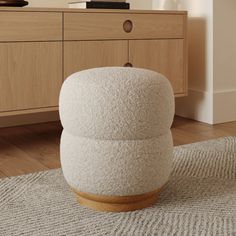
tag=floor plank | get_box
[25,121,62,146]
[0,125,61,170]
[0,117,236,178]
[0,170,6,178]
[0,137,48,177]
[172,116,236,145]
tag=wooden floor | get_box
[0,116,236,178]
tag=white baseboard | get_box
[175,89,213,124]
[175,88,236,124]
[213,89,236,124]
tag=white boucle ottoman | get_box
[59,67,175,212]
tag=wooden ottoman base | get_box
[72,188,162,212]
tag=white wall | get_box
[27,0,68,7]
[129,0,152,10]
[213,0,236,123]
[214,0,236,91]
[154,0,236,124]
[154,0,214,123]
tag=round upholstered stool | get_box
[59,67,174,212]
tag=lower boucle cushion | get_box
[60,130,173,196]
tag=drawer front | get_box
[64,40,128,78]
[0,42,62,112]
[129,39,186,95]
[0,12,62,41]
[64,13,184,40]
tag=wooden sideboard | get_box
[0,7,187,121]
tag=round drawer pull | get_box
[124,62,133,67]
[123,20,133,33]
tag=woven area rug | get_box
[0,137,236,236]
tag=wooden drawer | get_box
[129,39,186,95]
[0,12,62,41]
[0,42,62,112]
[64,13,184,40]
[64,40,128,78]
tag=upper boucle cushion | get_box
[59,67,174,140]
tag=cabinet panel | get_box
[64,40,128,78]
[129,39,186,95]
[0,42,62,112]
[0,12,62,42]
[64,13,184,41]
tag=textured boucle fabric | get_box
[59,67,174,139]
[1,137,236,236]
[59,67,174,196]
[61,130,173,196]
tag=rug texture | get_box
[0,137,236,236]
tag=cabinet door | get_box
[0,42,62,112]
[64,40,128,78]
[129,39,186,96]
